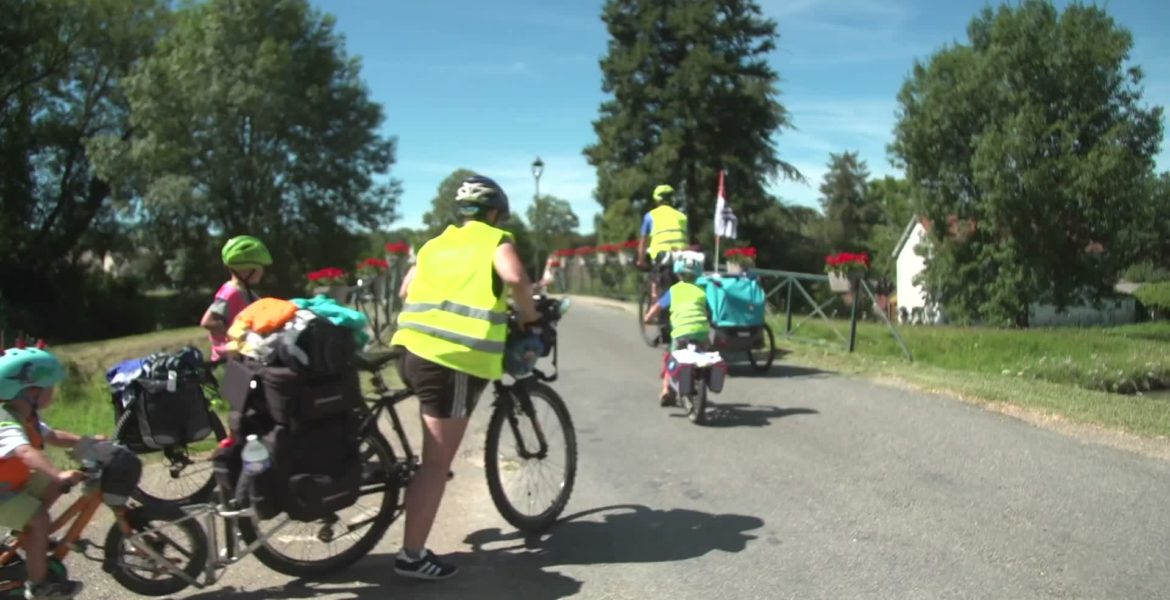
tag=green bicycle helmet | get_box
[221,235,272,268]
[653,184,676,204]
[0,347,65,401]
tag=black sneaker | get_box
[25,580,84,600]
[394,548,457,581]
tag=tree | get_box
[422,169,477,237]
[594,197,640,244]
[890,0,1163,326]
[585,0,802,259]
[91,0,400,293]
[526,195,579,265]
[1,0,168,272]
[865,176,914,281]
[818,151,880,253]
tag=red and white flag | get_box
[714,170,737,239]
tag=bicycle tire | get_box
[484,382,577,533]
[237,429,400,578]
[130,412,228,506]
[103,503,208,596]
[689,381,708,425]
[746,323,776,373]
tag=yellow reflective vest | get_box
[647,205,688,259]
[391,221,512,380]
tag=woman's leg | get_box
[402,414,470,552]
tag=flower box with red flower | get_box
[384,241,411,264]
[724,246,758,272]
[824,252,870,293]
[306,267,350,301]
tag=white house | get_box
[890,215,1134,326]
[891,217,943,324]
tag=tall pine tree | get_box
[585,0,801,260]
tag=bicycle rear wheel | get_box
[484,382,577,533]
[130,411,227,506]
[237,429,400,578]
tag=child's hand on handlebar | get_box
[57,470,86,486]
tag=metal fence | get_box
[552,255,912,361]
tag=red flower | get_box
[385,241,410,255]
[622,239,640,249]
[574,246,595,256]
[724,246,757,260]
[824,252,870,272]
[358,257,389,271]
[306,267,347,286]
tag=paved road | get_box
[69,298,1170,599]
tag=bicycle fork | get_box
[502,383,551,460]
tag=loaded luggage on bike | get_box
[701,272,777,372]
[107,346,214,454]
[216,298,368,523]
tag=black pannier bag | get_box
[216,319,363,522]
[111,346,212,452]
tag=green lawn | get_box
[44,327,210,438]
[774,317,1170,438]
[777,318,1170,394]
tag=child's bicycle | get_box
[0,443,205,598]
[665,342,728,426]
[1,440,380,597]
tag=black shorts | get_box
[401,350,489,419]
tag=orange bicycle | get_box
[0,450,205,598]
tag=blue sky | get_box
[321,0,1170,232]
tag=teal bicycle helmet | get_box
[672,251,704,277]
[0,346,65,401]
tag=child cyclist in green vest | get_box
[642,251,710,405]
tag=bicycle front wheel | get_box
[103,503,209,596]
[484,381,577,533]
[237,429,400,578]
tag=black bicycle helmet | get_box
[454,175,510,220]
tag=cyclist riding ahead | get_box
[642,251,710,406]
[0,344,89,600]
[390,174,539,581]
[636,184,689,302]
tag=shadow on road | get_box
[703,403,819,428]
[729,362,833,379]
[178,504,764,600]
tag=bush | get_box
[1122,261,1170,283]
[0,265,211,343]
[1135,282,1170,319]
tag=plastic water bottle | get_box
[241,435,270,475]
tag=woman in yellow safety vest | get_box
[390,175,539,580]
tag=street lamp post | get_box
[531,157,545,275]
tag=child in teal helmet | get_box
[201,235,272,362]
[642,251,710,405]
[0,344,95,600]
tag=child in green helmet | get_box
[0,344,94,600]
[642,251,710,405]
[200,235,272,362]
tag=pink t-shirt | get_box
[206,281,259,361]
